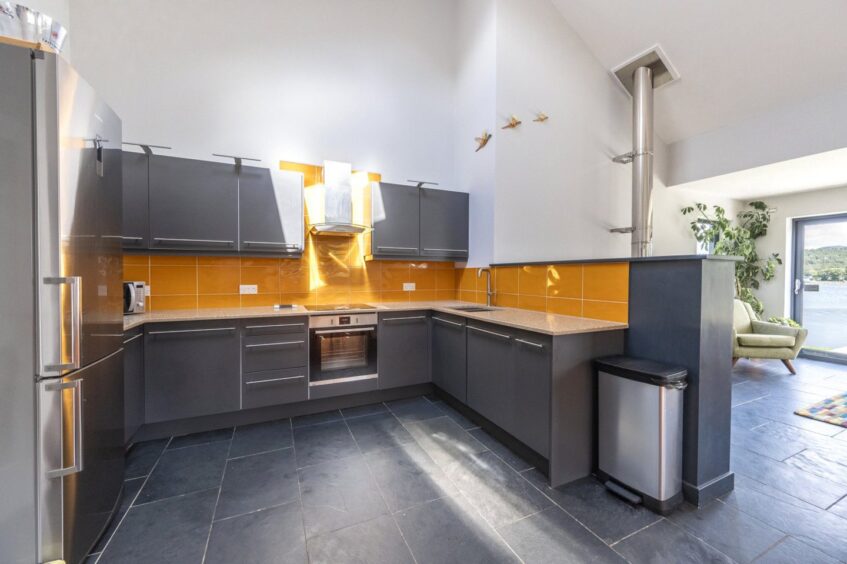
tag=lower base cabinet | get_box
[378,311,431,389]
[144,321,240,424]
[431,314,467,401]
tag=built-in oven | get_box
[309,313,378,387]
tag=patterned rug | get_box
[795,392,847,428]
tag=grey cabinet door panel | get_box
[123,328,145,444]
[371,183,420,257]
[431,314,467,402]
[511,334,552,457]
[242,367,307,409]
[239,165,303,254]
[466,323,513,430]
[148,155,238,251]
[121,151,149,249]
[378,311,430,388]
[242,336,307,373]
[242,317,308,337]
[144,322,240,423]
[419,188,468,259]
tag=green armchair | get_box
[732,299,808,374]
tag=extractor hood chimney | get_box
[610,46,679,258]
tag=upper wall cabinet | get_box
[371,183,421,257]
[420,188,469,259]
[239,166,304,255]
[370,184,468,261]
[149,155,239,252]
[121,151,150,249]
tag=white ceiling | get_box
[551,0,847,144]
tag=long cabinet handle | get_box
[43,276,81,372]
[514,338,544,349]
[315,327,376,335]
[383,316,427,322]
[148,327,236,336]
[243,241,301,249]
[246,375,305,385]
[433,316,463,327]
[122,332,144,344]
[244,340,305,349]
[153,238,235,246]
[468,325,510,340]
[422,248,468,253]
[45,379,84,478]
[376,246,418,251]
[245,322,306,330]
[121,236,143,242]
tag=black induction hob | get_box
[303,303,377,312]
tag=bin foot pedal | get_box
[604,480,642,505]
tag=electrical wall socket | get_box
[403,282,416,291]
[240,284,258,295]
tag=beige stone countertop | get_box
[124,301,627,336]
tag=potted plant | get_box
[681,201,781,315]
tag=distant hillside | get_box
[805,246,847,281]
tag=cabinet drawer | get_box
[242,317,307,337]
[242,368,307,409]
[243,336,307,373]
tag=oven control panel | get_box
[309,312,378,329]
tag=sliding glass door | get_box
[792,213,847,362]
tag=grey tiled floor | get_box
[87,359,847,563]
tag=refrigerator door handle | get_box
[45,379,84,478]
[43,276,82,372]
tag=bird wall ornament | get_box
[475,131,492,152]
[502,115,522,129]
[533,112,549,123]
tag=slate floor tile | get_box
[386,397,445,422]
[469,427,534,471]
[404,415,488,468]
[306,515,414,564]
[346,412,414,453]
[753,535,841,564]
[396,495,519,564]
[444,450,551,528]
[205,501,306,564]
[731,446,847,509]
[215,448,299,520]
[136,441,229,504]
[292,420,359,469]
[828,495,847,519]
[520,471,661,545]
[341,402,389,419]
[365,442,457,512]
[433,400,479,430]
[92,478,145,553]
[669,500,785,563]
[498,506,625,564]
[613,519,734,563]
[124,439,168,479]
[730,426,806,462]
[292,409,342,428]
[168,427,233,449]
[299,455,388,538]
[228,419,292,459]
[783,448,847,486]
[97,488,217,564]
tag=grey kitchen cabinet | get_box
[510,331,551,457]
[240,317,308,409]
[148,155,238,252]
[420,188,469,259]
[123,327,145,444]
[238,166,304,255]
[371,183,421,257]
[466,323,513,431]
[144,321,240,423]
[121,151,149,249]
[378,311,431,389]
[431,314,467,402]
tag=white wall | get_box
[751,185,847,318]
[455,0,497,266]
[491,0,631,263]
[69,0,459,186]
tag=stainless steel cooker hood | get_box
[307,161,372,236]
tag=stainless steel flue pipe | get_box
[631,66,654,257]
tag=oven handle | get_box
[314,327,376,335]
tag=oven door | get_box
[309,326,378,384]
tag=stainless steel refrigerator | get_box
[0,42,125,564]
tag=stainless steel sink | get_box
[449,306,497,313]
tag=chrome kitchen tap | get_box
[477,267,494,306]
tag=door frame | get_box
[792,212,847,364]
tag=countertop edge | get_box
[490,254,743,267]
